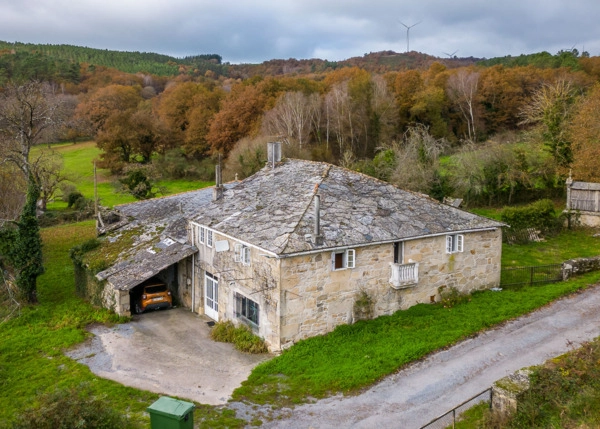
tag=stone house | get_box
[86,150,503,352]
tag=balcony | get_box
[389,262,419,289]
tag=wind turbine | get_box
[443,50,458,58]
[399,20,421,53]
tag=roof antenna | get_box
[400,20,421,53]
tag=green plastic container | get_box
[147,396,195,429]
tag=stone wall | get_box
[563,255,600,280]
[192,229,283,351]
[102,286,130,316]
[75,264,132,317]
[491,369,532,419]
[177,256,193,308]
[279,229,502,347]
[578,212,600,228]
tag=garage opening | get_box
[130,265,177,314]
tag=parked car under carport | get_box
[130,278,173,314]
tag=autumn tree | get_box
[0,81,64,303]
[76,84,142,133]
[181,86,223,158]
[96,102,166,172]
[207,82,268,156]
[519,79,578,168]
[568,84,600,181]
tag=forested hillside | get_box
[2,42,600,218]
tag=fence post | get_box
[529,266,534,286]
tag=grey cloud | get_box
[0,0,598,63]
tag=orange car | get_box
[135,282,172,313]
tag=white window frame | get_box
[199,226,205,244]
[206,229,213,248]
[234,243,251,266]
[446,234,464,254]
[331,249,356,271]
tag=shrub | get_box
[500,199,559,232]
[210,320,268,354]
[154,149,215,181]
[439,286,471,308]
[12,384,140,429]
[66,191,85,208]
[118,168,158,200]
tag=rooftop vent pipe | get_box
[213,164,224,201]
[312,194,323,245]
[267,141,282,168]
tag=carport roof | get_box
[93,185,235,291]
[96,240,197,291]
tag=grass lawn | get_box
[233,271,600,407]
[502,227,600,267]
[34,141,214,209]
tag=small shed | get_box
[566,178,600,227]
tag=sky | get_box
[1,0,599,64]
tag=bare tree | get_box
[390,124,448,193]
[0,81,65,303]
[32,149,68,211]
[0,81,64,182]
[0,165,26,224]
[324,82,353,157]
[262,91,320,150]
[447,69,480,142]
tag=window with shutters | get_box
[446,234,464,254]
[331,249,355,270]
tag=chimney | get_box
[267,141,282,168]
[312,194,323,245]
[213,164,224,201]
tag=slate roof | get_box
[95,186,233,290]
[191,159,503,256]
[571,181,600,191]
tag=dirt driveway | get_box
[66,307,269,405]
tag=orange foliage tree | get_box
[568,84,600,181]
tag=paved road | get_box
[258,284,600,429]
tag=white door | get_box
[204,273,219,321]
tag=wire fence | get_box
[419,388,492,429]
[500,264,563,288]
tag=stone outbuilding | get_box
[566,177,600,227]
[79,151,503,352]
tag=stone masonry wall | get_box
[279,229,502,348]
[193,228,283,351]
[177,256,194,309]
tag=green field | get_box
[34,141,214,209]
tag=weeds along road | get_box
[254,284,600,429]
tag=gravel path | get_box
[253,284,600,429]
